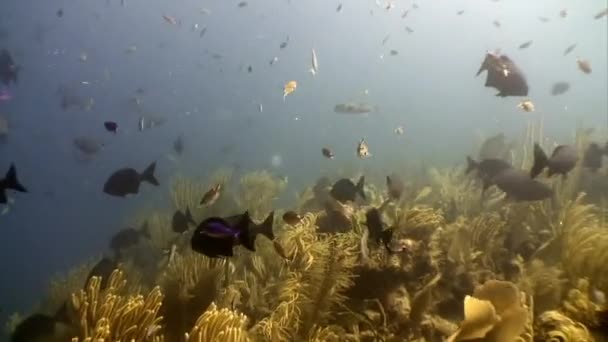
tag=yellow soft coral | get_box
[184,303,250,342]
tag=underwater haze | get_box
[0,0,607,341]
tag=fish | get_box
[103,162,159,197]
[191,211,274,258]
[386,174,405,200]
[594,8,608,19]
[162,15,178,25]
[57,8,64,17]
[492,168,553,201]
[402,10,409,18]
[238,1,248,8]
[357,138,371,158]
[478,133,512,160]
[394,126,404,135]
[330,176,366,203]
[85,257,118,290]
[518,40,533,49]
[172,208,196,233]
[269,56,279,65]
[334,103,375,114]
[0,164,27,204]
[493,20,501,27]
[551,82,570,95]
[583,143,607,172]
[200,26,207,38]
[476,51,529,97]
[258,103,263,113]
[310,48,319,76]
[466,157,513,191]
[405,26,414,33]
[538,16,550,22]
[336,4,343,12]
[279,41,288,49]
[560,9,568,18]
[563,44,577,56]
[390,50,399,56]
[104,121,118,133]
[457,10,465,15]
[109,222,150,257]
[173,135,184,155]
[73,137,103,156]
[517,99,535,112]
[531,144,578,178]
[0,49,19,86]
[322,147,335,159]
[283,80,297,101]
[200,183,222,207]
[282,211,302,225]
[382,35,390,45]
[576,58,592,74]
[11,313,68,342]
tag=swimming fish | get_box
[11,313,69,342]
[405,26,414,33]
[330,176,366,203]
[162,15,178,25]
[582,143,607,172]
[334,103,375,114]
[172,208,195,233]
[0,164,27,204]
[492,168,553,201]
[531,144,578,178]
[563,44,577,56]
[576,58,592,74]
[518,41,533,49]
[357,138,371,159]
[386,174,405,200]
[310,48,319,76]
[191,211,275,257]
[336,4,343,12]
[73,137,103,156]
[0,49,19,86]
[269,56,279,65]
[283,80,297,101]
[476,51,529,97]
[394,126,404,135]
[517,99,535,112]
[322,147,334,159]
[478,133,512,161]
[238,1,248,8]
[85,257,118,290]
[390,50,399,56]
[109,222,150,258]
[551,82,570,95]
[593,8,608,19]
[104,121,118,133]
[103,162,159,197]
[465,157,513,191]
[559,9,568,18]
[538,16,550,23]
[200,183,222,207]
[282,211,302,225]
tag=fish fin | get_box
[5,164,27,193]
[530,143,548,178]
[254,211,275,241]
[465,156,477,174]
[356,176,366,200]
[238,215,256,252]
[141,162,159,186]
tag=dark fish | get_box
[405,26,414,33]
[402,10,409,18]
[173,135,184,155]
[0,49,19,86]
[200,26,207,38]
[85,257,118,290]
[476,51,529,97]
[279,41,288,49]
[560,9,568,18]
[247,65,253,73]
[11,314,61,342]
[563,43,577,56]
[282,211,302,225]
[549,82,571,96]
[330,176,365,203]
[493,168,553,201]
[457,10,465,15]
[518,40,533,49]
[103,162,159,197]
[466,157,513,190]
[336,4,343,12]
[0,164,27,204]
[390,50,399,56]
[322,147,334,159]
[109,222,150,257]
[191,211,274,257]
[172,208,195,233]
[238,1,248,8]
[365,208,395,251]
[478,133,511,160]
[104,121,118,133]
[386,174,405,200]
[73,137,103,156]
[493,20,501,27]
[56,8,64,17]
[583,143,606,172]
[531,143,578,178]
[200,183,222,206]
[594,8,608,19]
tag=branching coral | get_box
[70,269,164,341]
[184,303,249,342]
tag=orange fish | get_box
[283,80,297,101]
[162,15,178,25]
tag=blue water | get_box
[0,0,606,324]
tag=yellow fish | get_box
[283,80,297,101]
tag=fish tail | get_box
[140,162,159,186]
[4,164,27,193]
[465,156,478,174]
[530,143,548,179]
[356,176,366,200]
[255,211,275,241]
[238,215,256,252]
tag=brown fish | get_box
[282,211,302,225]
[576,58,592,74]
[199,183,222,206]
[386,174,405,200]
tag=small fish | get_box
[269,56,279,65]
[200,183,222,207]
[405,26,414,33]
[330,176,365,203]
[238,1,248,8]
[412,3,418,9]
[56,8,64,17]
[125,45,137,54]
[334,103,375,114]
[593,8,608,19]
[310,48,319,76]
[283,80,297,101]
[200,26,207,38]
[247,65,253,73]
[322,147,334,159]
[518,40,533,49]
[162,15,178,25]
[73,137,104,156]
[110,222,150,257]
[172,208,195,233]
[390,50,399,56]
[11,314,61,342]
[538,16,550,23]
[382,35,390,45]
[336,4,343,12]
[394,126,404,135]
[559,9,568,18]
[357,138,371,159]
[173,135,184,155]
[493,20,501,27]
[583,143,607,172]
[103,162,159,197]
[282,211,302,225]
[551,82,570,96]
[0,164,27,204]
[191,211,274,258]
[279,41,288,49]
[457,10,465,15]
[104,121,118,133]
[386,174,405,200]
[576,58,592,74]
[563,43,577,56]
[401,10,409,18]
[531,144,578,178]
[517,99,535,112]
